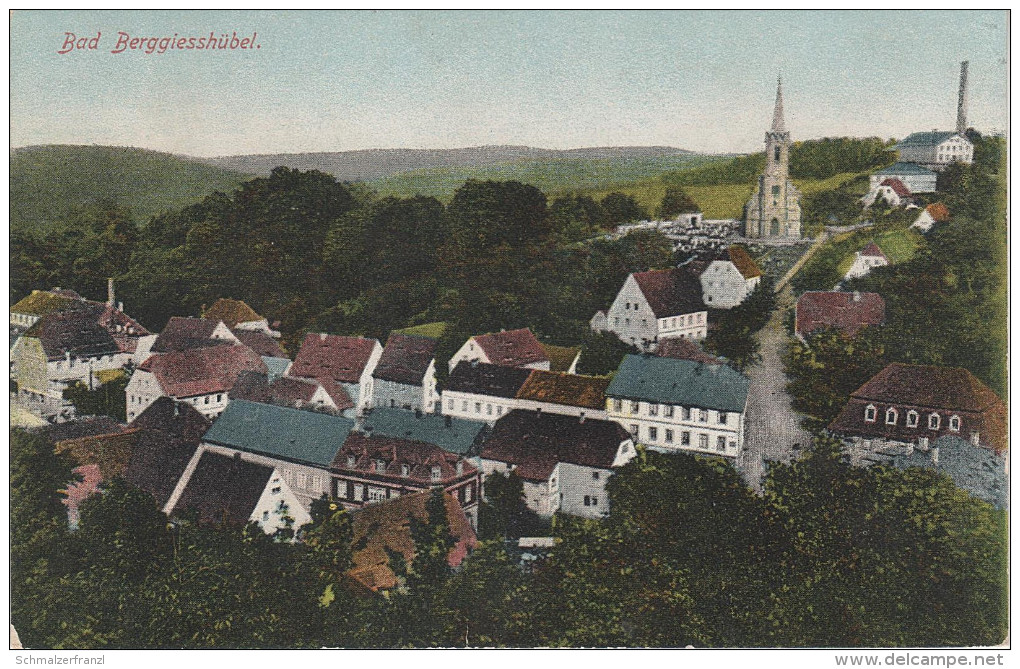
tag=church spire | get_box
[771,76,787,133]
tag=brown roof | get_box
[289,333,379,384]
[231,329,286,358]
[139,344,268,398]
[170,452,274,528]
[24,311,120,360]
[332,433,477,485]
[151,317,231,353]
[348,491,477,592]
[848,363,1003,412]
[860,242,889,260]
[724,245,762,279]
[539,343,581,372]
[473,328,549,368]
[446,361,533,398]
[655,338,725,364]
[515,370,610,410]
[373,333,436,385]
[795,291,886,337]
[879,178,912,197]
[632,268,706,318]
[926,203,950,222]
[481,410,630,482]
[202,298,265,328]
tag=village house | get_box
[166,450,310,535]
[795,291,886,339]
[912,203,950,233]
[655,338,725,365]
[229,371,355,417]
[347,491,478,593]
[202,297,281,338]
[596,267,707,351]
[540,343,582,374]
[448,328,550,372]
[149,316,240,353]
[480,410,636,518]
[287,333,383,414]
[828,363,1007,458]
[10,287,85,330]
[198,399,356,511]
[442,361,533,424]
[861,178,914,208]
[371,333,439,412]
[868,162,938,194]
[605,354,750,457]
[843,242,889,281]
[513,369,611,421]
[356,407,488,459]
[697,245,763,309]
[895,130,974,171]
[125,344,268,420]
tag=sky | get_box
[9,10,1009,157]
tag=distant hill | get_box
[199,145,707,182]
[11,145,252,236]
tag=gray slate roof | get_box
[202,399,355,468]
[895,131,960,148]
[873,162,937,176]
[888,435,1007,510]
[605,354,750,413]
[357,407,487,456]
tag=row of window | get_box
[864,405,960,431]
[623,301,642,312]
[448,397,507,418]
[630,424,733,451]
[659,313,704,329]
[582,495,600,507]
[54,354,118,370]
[611,399,729,425]
[281,469,324,492]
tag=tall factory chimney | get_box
[956,60,969,136]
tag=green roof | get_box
[874,162,937,176]
[11,291,79,316]
[895,131,959,148]
[606,354,750,413]
[261,356,292,382]
[358,408,486,456]
[203,400,354,468]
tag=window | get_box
[906,410,919,428]
[699,434,709,450]
[928,413,940,430]
[949,415,960,431]
[629,424,639,438]
[584,495,591,506]
[885,408,898,425]
[631,401,640,413]
[625,302,630,310]
[431,466,442,482]
[374,459,386,473]
[591,497,599,506]
[864,405,876,422]
[216,394,222,402]
[465,485,473,502]
[462,400,468,412]
[682,407,691,421]
[613,399,623,412]
[367,487,386,502]
[699,409,708,423]
[271,486,281,494]
[204,396,210,404]
[475,402,481,414]
[448,398,454,410]
[592,471,600,480]
[665,429,674,443]
[263,511,269,522]
[648,404,658,416]
[297,472,307,488]
[681,431,691,445]
[717,436,726,451]
[497,406,503,416]
[717,411,727,425]
[648,427,658,442]
[614,317,620,326]
[400,463,410,476]
[346,455,356,468]
[664,405,674,418]
[774,146,781,162]
[486,403,492,415]
[625,318,630,326]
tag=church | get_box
[745,78,802,239]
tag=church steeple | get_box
[771,76,787,133]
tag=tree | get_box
[656,186,700,219]
[63,374,129,421]
[477,470,543,540]
[601,192,648,225]
[703,278,776,371]
[548,194,606,241]
[575,330,638,376]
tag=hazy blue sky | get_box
[10,10,1008,156]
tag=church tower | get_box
[745,77,802,238]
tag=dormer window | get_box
[906,410,919,428]
[885,408,898,425]
[400,463,410,477]
[864,405,876,422]
[346,455,356,468]
[430,466,441,482]
[374,459,386,474]
[949,415,960,432]
[928,413,941,430]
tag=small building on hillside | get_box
[448,328,550,373]
[371,333,439,413]
[697,245,763,309]
[598,267,707,351]
[202,298,281,337]
[481,410,636,518]
[895,131,973,171]
[287,333,383,414]
[150,316,239,353]
[869,162,937,194]
[828,363,1007,457]
[795,291,886,339]
[862,178,914,208]
[887,435,1007,509]
[540,343,582,374]
[912,203,950,233]
[605,354,750,457]
[843,242,889,281]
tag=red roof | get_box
[879,178,912,197]
[632,268,706,318]
[140,344,268,398]
[231,329,286,358]
[796,291,885,337]
[655,338,724,364]
[333,433,477,485]
[373,333,436,385]
[723,245,762,279]
[473,328,548,368]
[926,203,950,222]
[860,242,889,261]
[289,333,379,384]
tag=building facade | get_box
[601,269,707,351]
[745,78,802,239]
[895,131,973,171]
[869,163,938,194]
[698,246,763,309]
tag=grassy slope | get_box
[11,145,251,235]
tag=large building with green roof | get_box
[605,354,750,458]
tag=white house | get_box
[287,333,383,414]
[442,362,532,424]
[598,267,707,351]
[480,410,636,519]
[202,298,281,338]
[843,242,889,282]
[448,328,550,373]
[895,131,973,171]
[861,178,914,208]
[697,245,763,309]
[869,163,938,194]
[371,333,440,412]
[605,354,751,458]
[912,203,950,233]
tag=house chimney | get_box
[107,278,115,307]
[415,408,422,419]
[956,60,969,136]
[853,291,861,302]
[456,460,464,476]
[932,446,940,465]
[444,414,453,428]
[118,301,124,313]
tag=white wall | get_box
[250,469,313,535]
[606,397,745,457]
[442,390,519,424]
